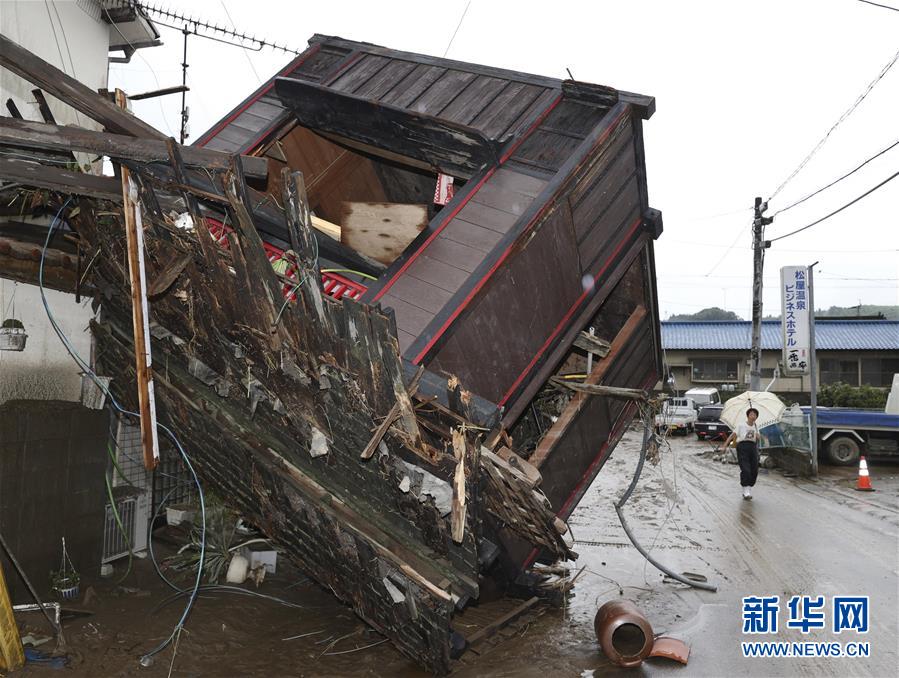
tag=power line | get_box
[768,44,899,201]
[219,0,262,84]
[857,0,899,12]
[443,1,473,58]
[770,168,899,242]
[702,223,750,276]
[772,138,899,216]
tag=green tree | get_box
[818,382,888,409]
[668,307,743,321]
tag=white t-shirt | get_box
[735,423,760,443]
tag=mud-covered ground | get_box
[15,429,899,677]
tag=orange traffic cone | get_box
[855,456,875,492]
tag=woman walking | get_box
[724,407,761,500]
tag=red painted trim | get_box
[411,106,629,368]
[371,169,495,302]
[194,45,321,148]
[499,93,563,163]
[370,94,563,304]
[521,369,656,570]
[496,216,643,405]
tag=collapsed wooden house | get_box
[0,33,663,673]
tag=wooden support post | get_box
[116,89,159,470]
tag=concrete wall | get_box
[0,0,110,134]
[0,283,94,405]
[0,400,108,601]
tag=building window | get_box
[861,358,899,387]
[691,358,739,382]
[760,367,776,378]
[820,358,859,386]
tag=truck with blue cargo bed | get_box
[805,375,899,465]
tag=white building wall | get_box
[0,282,94,404]
[0,0,110,135]
[0,1,109,405]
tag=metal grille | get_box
[153,453,194,514]
[102,497,136,563]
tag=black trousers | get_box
[737,441,759,487]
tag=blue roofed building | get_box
[661,320,899,394]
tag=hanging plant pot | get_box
[50,537,80,601]
[0,318,27,352]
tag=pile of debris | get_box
[0,32,665,673]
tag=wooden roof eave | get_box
[273,77,501,180]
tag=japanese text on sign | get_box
[780,266,811,375]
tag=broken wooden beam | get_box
[274,78,501,179]
[0,158,121,201]
[0,34,164,139]
[0,118,268,179]
[573,331,612,357]
[549,378,648,402]
[116,89,159,470]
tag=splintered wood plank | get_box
[340,202,428,265]
[0,34,164,139]
[115,90,158,470]
[530,306,647,468]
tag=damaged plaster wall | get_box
[0,282,93,404]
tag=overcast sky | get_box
[108,0,899,320]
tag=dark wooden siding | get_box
[376,167,547,353]
[425,202,582,402]
[299,44,559,143]
[418,104,645,411]
[540,318,656,516]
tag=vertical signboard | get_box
[780,266,811,375]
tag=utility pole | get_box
[749,196,773,391]
[180,25,190,144]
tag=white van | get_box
[684,387,721,410]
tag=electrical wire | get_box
[38,198,205,667]
[772,139,899,216]
[769,168,899,242]
[443,0,473,58]
[857,0,899,12]
[219,0,263,84]
[768,44,899,201]
[320,267,377,281]
[702,223,750,277]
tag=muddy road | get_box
[18,429,899,677]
